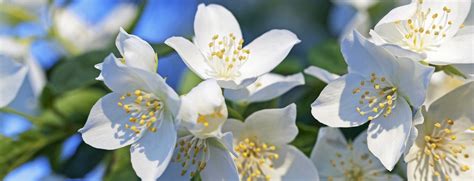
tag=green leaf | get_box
[179,70,202,94]
[0,129,68,177]
[434,64,467,79]
[227,106,244,120]
[48,50,110,94]
[273,56,303,75]
[0,5,37,25]
[53,88,106,122]
[291,123,319,156]
[104,148,139,181]
[308,40,347,75]
[59,142,107,178]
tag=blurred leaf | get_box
[53,88,106,123]
[228,106,244,120]
[179,70,202,94]
[48,50,110,94]
[291,123,319,156]
[0,129,67,177]
[308,40,347,75]
[434,64,467,79]
[273,57,303,75]
[59,142,107,178]
[104,148,139,181]
[0,5,37,25]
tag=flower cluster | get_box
[1,1,472,181]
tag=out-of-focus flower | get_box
[79,31,180,180]
[161,80,239,180]
[311,31,434,170]
[224,73,305,104]
[223,104,319,180]
[53,3,137,54]
[405,81,474,180]
[0,36,45,114]
[165,3,300,89]
[332,0,377,39]
[304,66,340,83]
[311,127,402,181]
[371,0,473,66]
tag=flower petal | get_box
[101,53,181,116]
[310,127,348,178]
[311,74,370,127]
[239,29,300,78]
[178,79,227,137]
[304,66,340,83]
[427,81,474,123]
[130,117,177,180]
[216,76,257,89]
[116,28,157,72]
[79,93,144,150]
[244,104,298,145]
[427,25,474,65]
[265,145,320,181]
[373,2,417,43]
[0,56,28,108]
[222,118,245,142]
[367,98,412,171]
[224,73,305,103]
[200,143,239,181]
[387,57,434,108]
[165,36,211,79]
[420,0,471,38]
[194,3,242,51]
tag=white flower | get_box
[332,0,377,11]
[332,0,376,40]
[53,3,137,54]
[161,80,239,180]
[79,31,180,180]
[224,73,305,104]
[223,104,320,181]
[0,36,46,114]
[311,31,434,170]
[425,71,465,105]
[165,3,300,89]
[370,0,473,65]
[311,127,403,181]
[304,66,340,83]
[405,81,474,181]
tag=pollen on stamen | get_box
[118,89,162,135]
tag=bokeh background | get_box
[1,0,472,180]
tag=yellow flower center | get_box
[206,33,250,79]
[117,89,162,134]
[174,136,209,178]
[352,73,398,121]
[234,138,279,181]
[393,0,464,52]
[419,119,472,180]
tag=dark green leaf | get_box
[179,70,202,94]
[104,148,139,181]
[308,40,347,75]
[59,142,107,178]
[291,123,319,156]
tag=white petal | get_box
[342,31,397,77]
[388,57,434,107]
[0,56,28,108]
[116,28,157,72]
[340,11,371,41]
[79,93,143,150]
[373,2,417,43]
[101,53,181,116]
[421,0,471,38]
[244,104,298,145]
[304,66,340,83]
[427,25,474,65]
[178,79,227,137]
[222,119,245,142]
[427,81,474,123]
[367,98,412,171]
[194,3,242,51]
[200,144,239,181]
[7,75,41,115]
[310,127,348,178]
[265,145,320,181]
[130,118,177,180]
[164,37,211,79]
[311,74,370,127]
[24,53,45,97]
[216,77,257,90]
[239,30,300,78]
[224,73,305,103]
